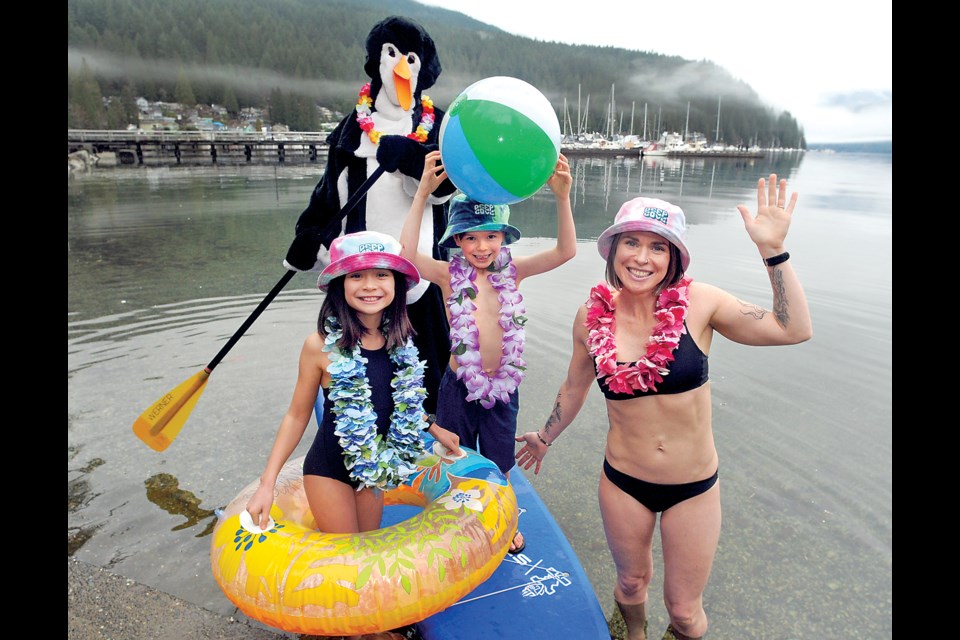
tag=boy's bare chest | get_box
[471,278,505,333]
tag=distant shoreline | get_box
[805,140,891,154]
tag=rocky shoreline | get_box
[67,558,292,640]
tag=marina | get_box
[560,143,768,159]
[558,92,769,160]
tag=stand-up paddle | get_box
[133,166,385,452]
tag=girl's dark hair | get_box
[604,233,685,295]
[317,272,415,350]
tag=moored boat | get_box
[641,131,688,156]
[641,131,766,158]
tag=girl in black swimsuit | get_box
[245,231,461,546]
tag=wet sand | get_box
[68,558,292,639]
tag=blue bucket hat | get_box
[439,194,522,249]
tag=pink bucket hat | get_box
[317,231,421,291]
[596,197,690,271]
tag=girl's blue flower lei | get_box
[322,316,427,490]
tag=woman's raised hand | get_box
[737,173,798,250]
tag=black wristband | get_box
[423,414,436,431]
[763,251,790,267]
[536,431,552,447]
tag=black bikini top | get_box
[595,326,709,400]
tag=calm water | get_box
[67,151,892,639]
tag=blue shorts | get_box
[436,366,519,475]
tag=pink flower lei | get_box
[447,247,527,409]
[585,277,692,394]
[355,83,435,145]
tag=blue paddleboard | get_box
[381,467,610,639]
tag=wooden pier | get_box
[67,129,330,166]
[68,130,771,168]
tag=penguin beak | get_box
[393,56,413,111]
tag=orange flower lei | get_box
[355,83,435,145]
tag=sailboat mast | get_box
[609,84,615,139]
[715,96,722,143]
[577,84,582,137]
[584,95,590,135]
[684,101,690,142]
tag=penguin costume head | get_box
[284,15,453,275]
[364,16,441,114]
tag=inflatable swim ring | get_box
[210,435,518,635]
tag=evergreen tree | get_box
[121,82,140,127]
[289,96,319,131]
[70,59,106,129]
[222,86,240,117]
[105,97,128,129]
[268,87,287,127]
[175,67,196,107]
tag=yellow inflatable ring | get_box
[210,436,518,635]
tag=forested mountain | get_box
[67,0,805,148]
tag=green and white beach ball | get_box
[439,76,561,205]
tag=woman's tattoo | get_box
[737,299,768,320]
[738,267,791,327]
[771,267,790,326]
[543,395,562,434]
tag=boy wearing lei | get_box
[400,150,575,554]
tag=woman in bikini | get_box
[515,175,812,640]
[400,149,575,555]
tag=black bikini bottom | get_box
[602,458,718,513]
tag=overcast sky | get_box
[416,0,892,144]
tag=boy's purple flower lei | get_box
[447,247,527,409]
[585,277,691,394]
[323,316,427,490]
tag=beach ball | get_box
[439,76,561,205]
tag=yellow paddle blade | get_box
[132,370,210,452]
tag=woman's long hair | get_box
[317,272,415,350]
[604,233,685,295]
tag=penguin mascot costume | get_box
[284,16,456,414]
